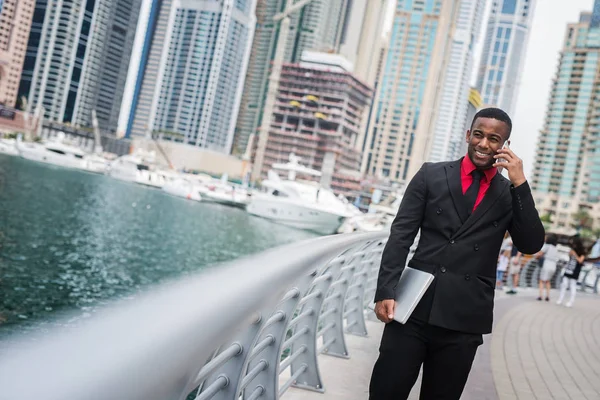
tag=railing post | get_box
[531,260,540,289]
[363,240,386,323]
[344,242,380,336]
[518,259,535,288]
[319,258,352,358]
[288,266,335,393]
[581,266,600,293]
[194,316,264,400]
[240,286,305,400]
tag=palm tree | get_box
[571,209,593,232]
[540,213,553,230]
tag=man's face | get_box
[465,117,511,170]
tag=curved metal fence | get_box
[0,232,389,400]
[517,258,600,293]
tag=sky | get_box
[118,0,595,179]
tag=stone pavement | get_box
[284,289,600,400]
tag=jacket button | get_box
[440,267,447,273]
[465,274,470,281]
[436,208,442,215]
[474,244,479,251]
[493,221,498,227]
[450,239,455,244]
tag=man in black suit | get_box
[369,108,545,399]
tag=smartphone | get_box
[497,141,509,174]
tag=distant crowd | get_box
[497,233,600,306]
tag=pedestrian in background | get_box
[588,236,600,266]
[557,235,587,307]
[537,234,559,301]
[497,249,509,289]
[506,246,521,294]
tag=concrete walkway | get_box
[284,289,600,399]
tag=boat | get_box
[198,178,250,209]
[15,131,111,173]
[16,134,102,173]
[81,153,111,174]
[246,154,353,235]
[0,138,19,156]
[163,179,202,201]
[338,189,404,233]
[162,174,208,202]
[108,149,176,188]
[337,212,393,233]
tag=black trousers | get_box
[369,318,483,400]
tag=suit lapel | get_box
[445,159,468,223]
[455,173,508,238]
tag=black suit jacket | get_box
[375,159,545,334]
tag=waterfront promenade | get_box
[285,289,600,400]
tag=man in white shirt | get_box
[590,238,600,263]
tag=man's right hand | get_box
[374,299,395,323]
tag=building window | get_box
[501,0,517,15]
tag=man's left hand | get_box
[493,147,526,187]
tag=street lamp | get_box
[250,0,314,183]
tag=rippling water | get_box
[0,155,317,336]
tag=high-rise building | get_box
[128,0,257,154]
[455,87,482,157]
[0,0,34,107]
[413,0,485,166]
[475,0,535,116]
[256,51,372,197]
[339,0,389,89]
[532,4,600,232]
[361,0,459,182]
[17,0,141,132]
[232,0,348,156]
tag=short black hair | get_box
[546,234,558,246]
[570,235,586,256]
[470,107,512,137]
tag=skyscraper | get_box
[361,0,459,182]
[0,0,34,108]
[413,0,486,165]
[232,0,348,156]
[338,0,389,88]
[17,0,142,132]
[129,0,257,154]
[532,4,600,231]
[475,0,536,116]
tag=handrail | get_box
[0,231,389,400]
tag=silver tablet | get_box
[393,266,435,324]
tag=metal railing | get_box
[517,258,600,293]
[0,232,389,400]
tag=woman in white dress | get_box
[537,234,559,301]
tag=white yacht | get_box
[15,132,111,173]
[163,179,202,202]
[338,212,393,234]
[81,153,111,174]
[198,175,251,209]
[246,154,353,235]
[108,149,176,188]
[162,174,210,202]
[0,138,19,156]
[338,190,404,233]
